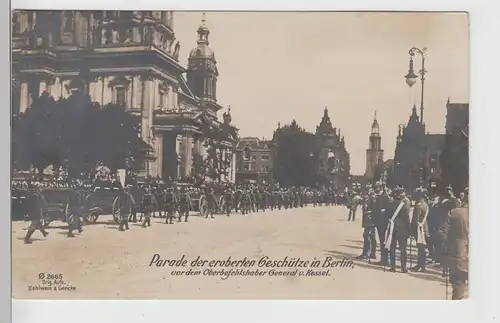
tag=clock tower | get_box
[186,13,221,117]
[365,112,384,181]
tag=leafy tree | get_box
[12,92,150,180]
[12,92,63,178]
[273,120,317,187]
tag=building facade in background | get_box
[11,11,237,182]
[389,99,468,193]
[365,112,384,181]
[235,137,274,184]
[315,107,351,189]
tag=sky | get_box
[173,12,469,175]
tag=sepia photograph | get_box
[11,10,469,300]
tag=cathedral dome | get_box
[188,13,216,61]
[189,46,215,59]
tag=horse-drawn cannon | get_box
[39,188,103,227]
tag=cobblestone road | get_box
[12,205,451,299]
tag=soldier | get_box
[206,187,217,219]
[118,186,131,231]
[348,192,362,222]
[356,191,377,260]
[223,186,234,216]
[24,183,50,244]
[164,187,177,224]
[433,185,461,265]
[178,186,192,222]
[385,187,411,273]
[127,184,138,223]
[410,188,430,272]
[442,187,469,300]
[67,190,84,238]
[141,186,155,228]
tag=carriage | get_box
[39,188,103,227]
[86,186,121,214]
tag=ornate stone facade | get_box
[11,11,238,182]
[315,107,351,188]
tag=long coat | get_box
[411,200,429,238]
[391,198,412,238]
[443,207,469,272]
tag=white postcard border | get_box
[3,0,498,322]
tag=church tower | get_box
[365,111,384,180]
[187,13,220,116]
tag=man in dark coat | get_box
[411,189,430,272]
[356,192,377,260]
[433,186,461,264]
[373,187,392,266]
[387,187,411,273]
[442,188,469,300]
[24,183,49,243]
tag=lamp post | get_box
[404,47,428,123]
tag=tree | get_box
[12,92,151,180]
[273,120,317,187]
[12,92,64,178]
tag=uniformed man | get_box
[164,187,177,224]
[24,183,50,244]
[434,186,461,264]
[141,186,155,228]
[67,190,84,238]
[356,191,377,260]
[348,192,362,222]
[206,187,217,219]
[178,186,192,222]
[411,188,430,272]
[118,186,131,231]
[386,186,411,273]
[223,186,234,216]
[442,187,469,300]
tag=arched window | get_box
[243,146,251,160]
[109,76,131,107]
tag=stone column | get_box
[19,82,29,114]
[132,75,142,110]
[173,85,179,110]
[176,135,182,179]
[89,78,101,104]
[155,133,163,179]
[183,134,193,176]
[39,80,47,96]
[140,76,154,142]
[231,151,236,183]
[167,85,173,110]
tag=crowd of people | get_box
[12,174,468,299]
[13,175,348,240]
[349,182,469,300]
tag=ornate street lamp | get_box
[404,47,428,123]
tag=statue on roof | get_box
[222,106,232,125]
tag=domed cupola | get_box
[187,13,218,101]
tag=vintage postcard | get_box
[11,11,469,300]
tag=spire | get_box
[324,106,328,118]
[447,96,451,105]
[197,12,210,45]
[371,111,380,135]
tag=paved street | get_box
[12,205,450,300]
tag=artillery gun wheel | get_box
[84,210,99,224]
[112,196,121,224]
[199,195,208,217]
